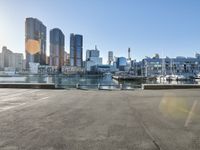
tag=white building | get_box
[64,51,70,66]
[1,46,23,71]
[29,62,39,74]
[85,46,102,72]
[62,66,84,74]
[139,53,200,77]
[13,53,23,71]
[0,53,3,69]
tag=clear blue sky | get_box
[0,0,200,63]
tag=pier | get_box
[142,84,200,90]
[0,89,199,149]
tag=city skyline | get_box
[1,0,200,63]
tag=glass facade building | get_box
[86,49,100,60]
[116,57,127,71]
[50,28,65,71]
[25,18,46,68]
[70,34,83,67]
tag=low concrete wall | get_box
[142,84,200,90]
[0,83,56,89]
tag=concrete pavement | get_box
[0,89,199,150]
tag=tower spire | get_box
[128,47,131,60]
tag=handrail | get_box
[61,83,141,90]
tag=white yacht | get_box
[165,74,186,81]
[176,75,187,81]
[196,73,200,79]
[156,75,166,81]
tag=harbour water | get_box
[0,74,199,89]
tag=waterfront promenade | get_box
[0,89,199,150]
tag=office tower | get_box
[116,57,127,71]
[70,33,83,67]
[108,51,113,65]
[25,17,46,68]
[85,46,102,71]
[195,53,200,59]
[86,46,100,60]
[50,28,65,71]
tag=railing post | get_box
[76,83,79,89]
[120,84,123,90]
[98,83,100,90]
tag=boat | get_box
[112,75,147,81]
[156,75,166,81]
[176,75,187,81]
[196,73,200,79]
[165,74,187,81]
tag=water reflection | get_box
[0,74,199,89]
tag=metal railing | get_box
[57,83,142,90]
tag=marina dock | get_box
[0,89,199,149]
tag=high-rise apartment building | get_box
[13,53,24,71]
[2,46,13,68]
[50,28,65,71]
[25,17,46,68]
[70,34,83,67]
[1,46,23,71]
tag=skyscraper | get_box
[50,28,65,71]
[108,51,113,65]
[70,34,83,67]
[25,17,46,68]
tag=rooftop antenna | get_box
[95,45,97,50]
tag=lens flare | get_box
[159,93,190,119]
[25,39,40,55]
